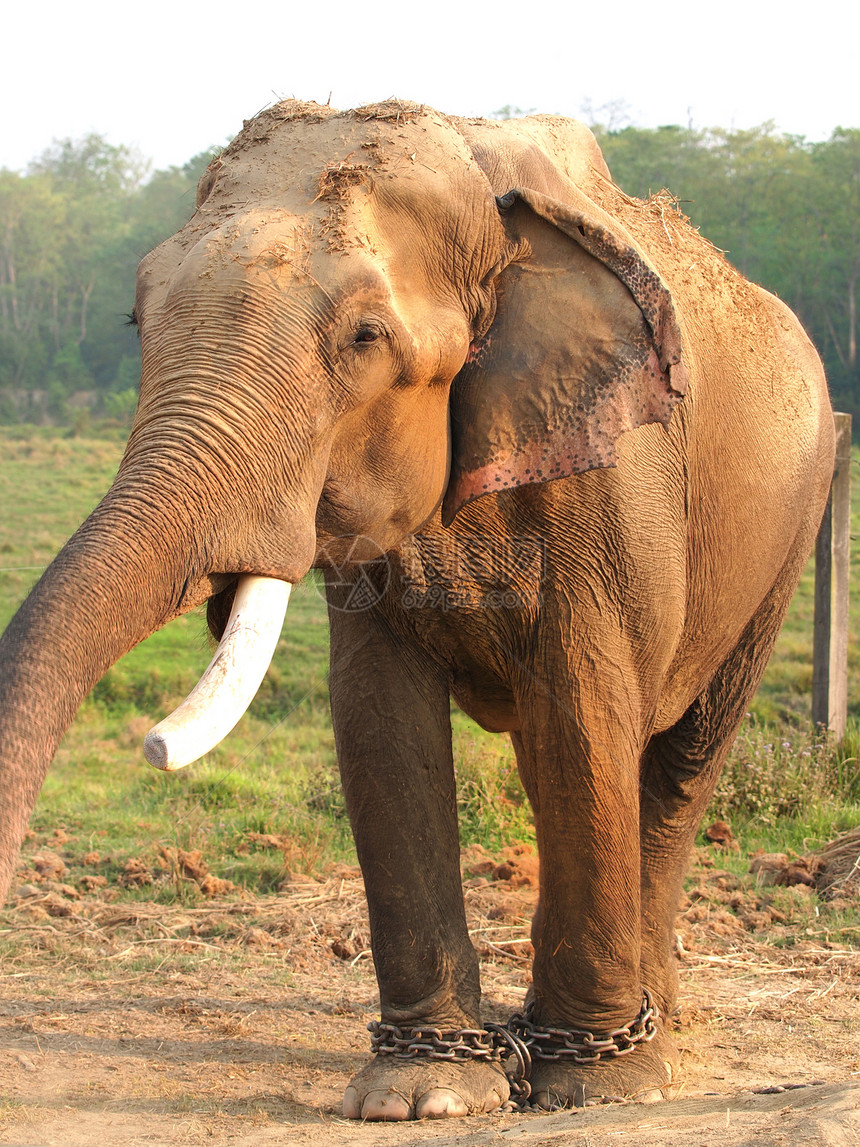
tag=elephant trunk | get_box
[0,317,322,903]
[0,491,227,903]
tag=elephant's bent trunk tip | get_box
[143,575,291,771]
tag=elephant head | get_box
[0,100,686,894]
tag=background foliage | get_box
[1,120,858,425]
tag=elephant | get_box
[0,98,835,1120]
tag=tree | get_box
[805,130,860,406]
[29,136,147,377]
[0,170,66,387]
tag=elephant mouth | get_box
[206,579,239,642]
[144,574,292,771]
[143,463,401,771]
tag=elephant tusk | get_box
[143,575,291,771]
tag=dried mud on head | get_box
[0,843,859,1146]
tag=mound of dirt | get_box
[812,826,860,899]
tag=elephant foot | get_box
[342,1056,510,1120]
[529,1025,680,1110]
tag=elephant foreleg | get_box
[327,594,508,1120]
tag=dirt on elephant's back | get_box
[0,844,858,1146]
[596,179,768,319]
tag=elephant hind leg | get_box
[639,545,813,1016]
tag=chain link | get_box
[368,1022,501,1062]
[506,992,659,1065]
[367,992,657,1105]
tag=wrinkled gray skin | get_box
[0,100,835,1120]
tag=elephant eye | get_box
[353,326,380,345]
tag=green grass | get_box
[709,716,860,846]
[1,427,858,909]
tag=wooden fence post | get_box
[812,412,852,739]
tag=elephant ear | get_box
[442,184,688,525]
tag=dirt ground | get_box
[1,844,858,1146]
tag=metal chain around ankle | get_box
[505,991,659,1065]
[367,1021,532,1102]
[368,1021,500,1062]
[367,995,656,1104]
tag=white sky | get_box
[2,0,857,174]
